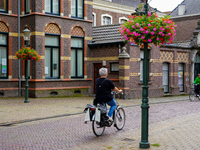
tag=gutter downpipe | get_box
[18,0,21,97]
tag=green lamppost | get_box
[23,25,31,103]
[135,0,151,148]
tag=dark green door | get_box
[194,63,200,79]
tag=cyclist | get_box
[193,73,200,97]
[94,68,122,122]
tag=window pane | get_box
[45,48,51,77]
[103,17,111,25]
[0,0,6,11]
[45,0,51,13]
[53,0,59,14]
[111,63,119,71]
[0,47,7,77]
[77,50,83,77]
[140,51,144,59]
[71,38,83,48]
[53,48,59,77]
[45,35,59,46]
[71,49,76,77]
[162,63,169,93]
[77,0,83,18]
[25,0,30,13]
[71,0,76,17]
[0,34,7,45]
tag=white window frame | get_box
[119,17,128,23]
[101,14,112,25]
[92,12,96,26]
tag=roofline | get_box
[170,13,200,19]
[88,41,125,47]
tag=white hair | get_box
[99,68,108,76]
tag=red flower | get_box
[143,40,146,42]
[144,26,148,30]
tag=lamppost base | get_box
[140,142,150,149]
[24,100,29,103]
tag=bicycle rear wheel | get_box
[114,107,125,130]
[92,121,105,136]
[189,90,195,101]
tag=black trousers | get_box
[195,84,200,95]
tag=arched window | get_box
[71,26,84,78]
[101,14,112,25]
[119,17,128,23]
[0,21,8,78]
[45,23,60,78]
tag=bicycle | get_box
[189,84,200,101]
[84,91,125,137]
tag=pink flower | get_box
[133,31,136,35]
[175,25,177,27]
[148,39,152,42]
[151,32,155,35]
[140,28,144,31]
[168,33,171,36]
[141,36,145,39]
[136,23,139,26]
[153,28,156,31]
[156,37,159,41]
[132,25,135,28]
[146,30,149,34]
[148,12,151,16]
[148,23,151,26]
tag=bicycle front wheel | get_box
[114,107,125,130]
[189,90,195,101]
[92,121,105,137]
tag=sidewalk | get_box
[0,95,189,125]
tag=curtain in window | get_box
[163,63,169,93]
[53,0,59,14]
[0,47,7,77]
[71,49,76,77]
[71,38,82,47]
[178,63,184,92]
[53,48,59,77]
[45,35,59,46]
[77,0,83,18]
[45,0,51,13]
[25,0,30,13]
[45,48,51,77]
[71,0,76,17]
[111,63,119,71]
[77,50,83,77]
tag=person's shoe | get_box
[197,94,199,97]
[108,117,113,122]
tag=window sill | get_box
[71,78,86,81]
[0,79,10,81]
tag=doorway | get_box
[94,63,102,94]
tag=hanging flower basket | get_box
[15,46,40,61]
[119,12,177,46]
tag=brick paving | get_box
[1,95,200,149]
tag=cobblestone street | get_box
[1,96,200,149]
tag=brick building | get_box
[0,0,200,99]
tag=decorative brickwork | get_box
[160,51,174,63]
[0,21,8,32]
[71,26,84,36]
[45,23,61,34]
[177,52,189,63]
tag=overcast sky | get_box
[148,0,184,12]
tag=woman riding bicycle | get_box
[193,73,200,97]
[94,68,122,122]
